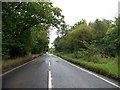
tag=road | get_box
[2,54,119,89]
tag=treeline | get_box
[54,18,119,58]
[2,2,65,59]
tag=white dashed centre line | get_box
[48,57,52,89]
[48,70,52,89]
[49,61,51,67]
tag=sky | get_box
[49,0,120,48]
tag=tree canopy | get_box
[54,18,119,57]
[2,2,65,59]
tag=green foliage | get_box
[48,48,55,53]
[2,2,65,59]
[54,18,118,58]
[56,53,118,80]
[31,25,49,54]
[54,18,119,80]
[54,22,93,54]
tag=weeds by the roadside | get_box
[56,53,119,80]
[2,54,40,73]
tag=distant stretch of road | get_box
[2,54,119,89]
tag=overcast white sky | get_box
[49,0,119,48]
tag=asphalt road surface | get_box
[2,54,119,89]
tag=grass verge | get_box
[2,54,41,73]
[55,53,119,80]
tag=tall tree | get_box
[2,2,65,58]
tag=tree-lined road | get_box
[2,54,119,88]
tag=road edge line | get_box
[0,59,35,77]
[54,55,120,88]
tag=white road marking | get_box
[53,55,120,88]
[49,54,53,55]
[49,61,51,67]
[48,70,52,89]
[0,59,35,77]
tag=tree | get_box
[54,21,93,54]
[54,18,118,58]
[2,2,65,59]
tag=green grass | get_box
[2,54,41,73]
[56,53,119,80]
